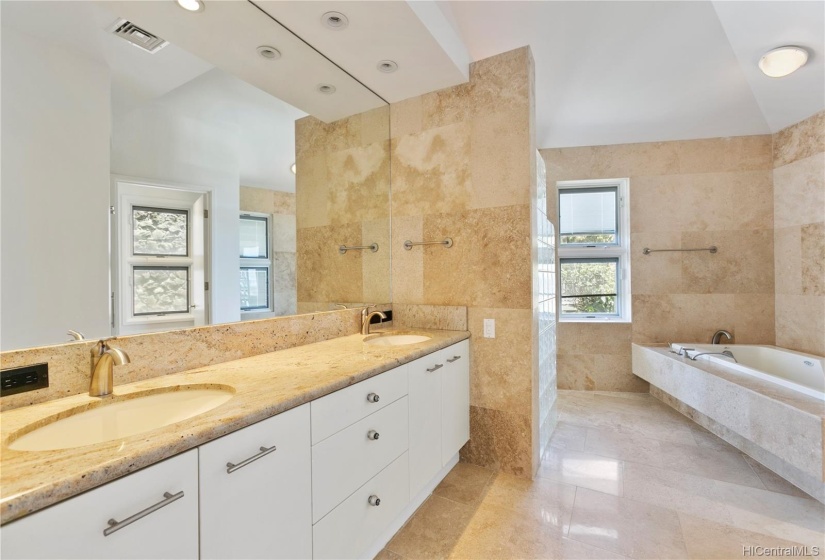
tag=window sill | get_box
[560,317,632,324]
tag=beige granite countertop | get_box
[0,329,469,524]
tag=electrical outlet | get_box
[483,318,495,338]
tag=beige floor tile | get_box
[483,472,577,534]
[622,462,734,526]
[548,421,588,452]
[741,454,813,499]
[568,487,690,559]
[584,427,664,468]
[433,462,495,505]
[538,447,624,497]
[386,496,475,560]
[689,425,735,451]
[657,440,767,489]
[678,513,816,560]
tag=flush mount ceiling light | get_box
[176,0,204,12]
[317,84,336,94]
[377,60,398,73]
[321,11,348,30]
[759,46,809,78]
[290,163,296,175]
[257,46,281,60]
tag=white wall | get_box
[110,80,242,326]
[1,27,111,350]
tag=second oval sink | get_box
[8,386,234,452]
[364,334,432,347]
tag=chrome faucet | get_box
[361,307,388,335]
[67,329,85,341]
[711,330,733,345]
[688,350,737,363]
[90,340,130,397]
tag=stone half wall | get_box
[390,47,538,477]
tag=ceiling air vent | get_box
[108,18,169,54]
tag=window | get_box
[239,213,272,313]
[557,179,630,321]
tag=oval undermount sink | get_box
[8,387,234,452]
[364,334,432,347]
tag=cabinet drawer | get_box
[312,396,408,523]
[1,450,198,560]
[199,404,311,560]
[312,452,410,560]
[311,365,407,445]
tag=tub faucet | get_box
[711,330,732,345]
[688,350,737,363]
[361,307,388,335]
[90,340,130,397]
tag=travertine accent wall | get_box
[390,47,538,476]
[542,134,776,390]
[294,107,391,311]
[0,309,362,411]
[240,186,297,316]
[773,111,825,356]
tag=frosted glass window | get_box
[239,215,268,258]
[132,207,189,256]
[240,267,269,311]
[559,187,617,245]
[560,258,618,316]
[133,267,189,315]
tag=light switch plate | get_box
[483,318,495,338]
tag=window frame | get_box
[239,212,273,314]
[557,178,631,322]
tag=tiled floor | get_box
[377,391,825,559]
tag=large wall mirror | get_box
[1,0,391,350]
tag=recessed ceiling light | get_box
[176,0,204,12]
[257,46,281,60]
[321,11,348,30]
[377,60,398,73]
[291,163,297,175]
[317,84,336,94]
[759,46,809,78]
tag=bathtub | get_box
[669,343,825,400]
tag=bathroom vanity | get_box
[0,332,470,560]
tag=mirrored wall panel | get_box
[1,0,390,350]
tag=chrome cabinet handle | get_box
[426,364,443,372]
[226,445,277,474]
[367,430,380,440]
[446,355,462,363]
[368,495,381,506]
[104,491,184,536]
[367,393,380,403]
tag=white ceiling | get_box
[253,0,469,103]
[439,0,824,148]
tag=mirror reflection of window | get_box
[239,214,272,313]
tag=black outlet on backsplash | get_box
[371,310,392,324]
[1,363,49,397]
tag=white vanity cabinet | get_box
[409,339,470,497]
[1,450,199,560]
[199,404,312,560]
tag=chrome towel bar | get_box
[404,238,453,250]
[339,243,378,255]
[643,246,717,255]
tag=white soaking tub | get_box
[669,343,825,400]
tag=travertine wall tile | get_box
[240,186,295,216]
[392,304,468,331]
[773,110,825,167]
[391,48,537,477]
[773,112,825,356]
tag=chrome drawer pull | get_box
[367,392,380,403]
[368,495,381,506]
[367,430,380,440]
[446,355,462,363]
[104,491,184,536]
[226,445,277,474]
[426,364,443,372]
